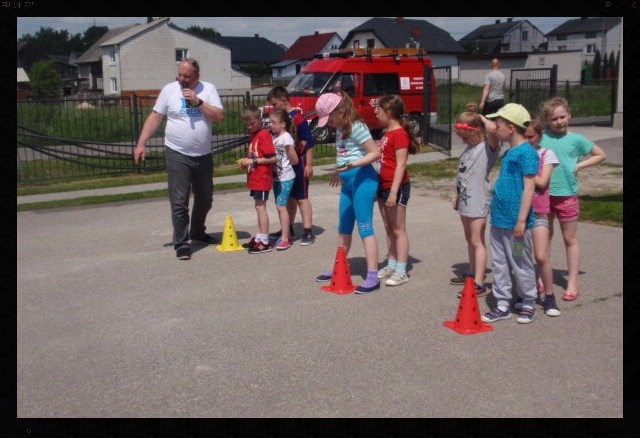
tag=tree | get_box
[28,60,62,99]
[19,27,81,55]
[83,26,109,49]
[186,25,220,41]
[592,50,601,79]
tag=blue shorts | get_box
[273,179,295,206]
[250,190,270,201]
[290,158,310,200]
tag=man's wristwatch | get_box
[195,98,203,108]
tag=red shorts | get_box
[550,195,580,222]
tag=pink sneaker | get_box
[276,240,292,251]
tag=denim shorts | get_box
[550,195,580,222]
[273,179,294,206]
[377,181,411,206]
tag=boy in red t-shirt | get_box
[240,105,277,253]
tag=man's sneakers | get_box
[248,241,273,254]
[176,247,191,260]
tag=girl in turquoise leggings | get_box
[313,92,381,293]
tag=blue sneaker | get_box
[355,281,381,294]
[315,273,332,282]
[517,307,537,324]
[481,308,512,323]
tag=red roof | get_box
[281,32,339,60]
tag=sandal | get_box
[562,290,580,301]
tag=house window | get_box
[353,40,360,49]
[586,32,597,39]
[109,49,116,63]
[585,44,597,54]
[557,35,567,41]
[522,30,528,41]
[176,49,188,62]
[110,77,118,93]
[367,39,375,49]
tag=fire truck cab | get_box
[262,48,437,143]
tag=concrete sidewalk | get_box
[17,125,622,205]
[17,125,623,417]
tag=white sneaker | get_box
[385,272,409,286]
[377,266,395,279]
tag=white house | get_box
[459,18,546,55]
[458,51,583,87]
[340,17,465,73]
[546,17,622,66]
[76,17,250,96]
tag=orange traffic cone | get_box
[217,215,244,252]
[321,246,359,294]
[443,276,494,335]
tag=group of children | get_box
[238,88,606,317]
[239,86,316,254]
[452,97,606,324]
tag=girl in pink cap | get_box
[313,92,382,293]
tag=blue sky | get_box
[17,17,578,48]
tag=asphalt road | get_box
[17,151,623,417]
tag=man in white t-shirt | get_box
[480,58,506,116]
[134,58,224,260]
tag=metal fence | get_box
[17,78,617,184]
[17,92,291,183]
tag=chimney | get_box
[495,19,501,25]
[254,33,259,38]
[315,31,319,35]
[396,17,404,23]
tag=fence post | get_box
[131,93,139,145]
[245,91,251,107]
[565,80,570,104]
[550,65,558,98]
[610,79,617,124]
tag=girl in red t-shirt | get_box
[374,95,420,286]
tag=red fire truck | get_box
[262,48,438,143]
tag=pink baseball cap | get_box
[315,93,342,127]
